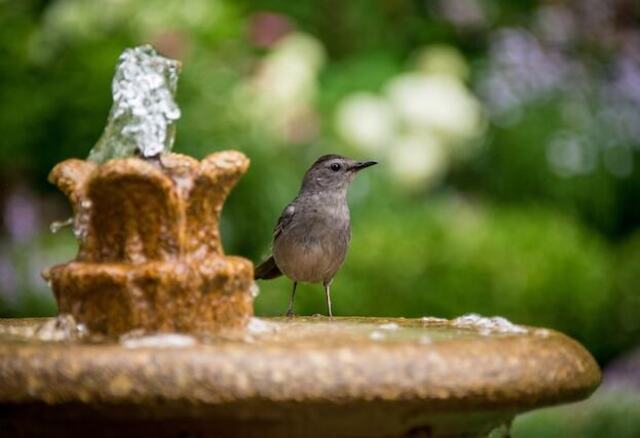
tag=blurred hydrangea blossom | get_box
[415,45,470,80]
[336,46,484,190]
[0,251,18,306]
[386,74,482,142]
[435,0,488,30]
[3,187,39,243]
[335,93,396,153]
[235,32,325,144]
[476,2,640,178]
[388,134,447,188]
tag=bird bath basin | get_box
[0,46,601,436]
[0,315,600,437]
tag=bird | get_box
[254,154,377,317]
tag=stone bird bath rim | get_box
[0,316,601,437]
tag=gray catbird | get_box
[255,154,377,317]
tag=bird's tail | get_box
[254,256,282,280]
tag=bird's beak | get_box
[350,160,378,171]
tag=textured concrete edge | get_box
[0,329,601,410]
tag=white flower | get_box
[235,32,326,143]
[389,134,447,188]
[386,73,482,141]
[254,33,325,109]
[415,45,469,80]
[332,45,486,190]
[335,93,396,152]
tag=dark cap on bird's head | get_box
[300,154,377,193]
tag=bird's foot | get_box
[285,310,295,317]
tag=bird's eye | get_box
[330,163,341,172]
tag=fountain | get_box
[0,46,600,437]
[46,45,253,335]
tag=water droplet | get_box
[34,314,86,341]
[72,200,92,241]
[76,324,88,337]
[121,333,197,349]
[49,217,73,233]
[451,313,527,334]
[534,328,550,338]
[247,318,276,334]
[379,322,399,330]
[421,316,448,324]
[250,282,260,298]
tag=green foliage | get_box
[0,232,75,318]
[461,101,633,237]
[512,389,640,438]
[606,233,640,358]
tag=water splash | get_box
[120,332,196,349]
[246,318,277,334]
[378,322,399,330]
[88,45,181,163]
[250,282,260,298]
[533,328,551,338]
[34,314,88,341]
[421,316,448,324]
[50,217,73,233]
[452,313,527,335]
[73,199,92,240]
[50,199,92,240]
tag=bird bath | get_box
[0,316,600,437]
[0,46,600,436]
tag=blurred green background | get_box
[1,1,639,435]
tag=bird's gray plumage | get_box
[255,154,377,317]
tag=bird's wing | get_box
[273,203,295,241]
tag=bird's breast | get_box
[272,203,350,284]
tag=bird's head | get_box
[300,154,377,194]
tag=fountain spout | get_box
[45,46,253,335]
[88,45,181,163]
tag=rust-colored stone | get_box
[46,151,253,335]
[49,159,97,206]
[186,151,250,259]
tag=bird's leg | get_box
[323,280,333,318]
[286,282,297,317]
